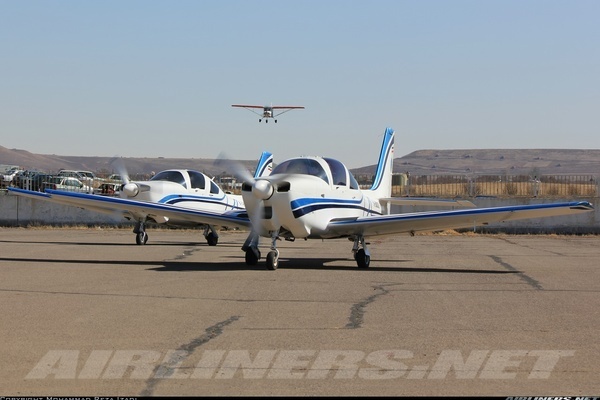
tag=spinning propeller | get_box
[110,157,146,198]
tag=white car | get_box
[1,167,23,188]
[42,176,94,193]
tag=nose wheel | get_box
[266,249,279,270]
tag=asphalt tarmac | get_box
[0,227,598,396]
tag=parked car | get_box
[57,170,96,185]
[42,176,94,193]
[1,167,23,188]
[107,174,124,183]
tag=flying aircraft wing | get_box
[270,106,305,109]
[231,104,264,109]
[326,201,593,237]
[8,187,252,229]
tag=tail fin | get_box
[254,151,273,178]
[368,127,395,198]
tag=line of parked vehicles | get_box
[1,167,123,195]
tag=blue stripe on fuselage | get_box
[158,194,243,210]
[290,197,381,218]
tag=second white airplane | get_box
[9,152,273,246]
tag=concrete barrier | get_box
[1,190,598,233]
[0,190,126,226]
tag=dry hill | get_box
[2,145,599,177]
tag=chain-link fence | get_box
[391,174,598,198]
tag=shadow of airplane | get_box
[0,256,519,274]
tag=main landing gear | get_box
[352,235,371,268]
[203,225,219,246]
[134,221,149,245]
[242,230,280,270]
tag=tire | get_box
[136,232,148,245]
[355,249,370,268]
[266,251,279,270]
[206,232,218,246]
[245,249,259,265]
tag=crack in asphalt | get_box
[140,315,241,396]
[345,284,390,329]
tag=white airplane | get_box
[9,152,274,246]
[236,127,594,270]
[232,103,305,123]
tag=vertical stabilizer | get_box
[368,127,395,198]
[254,151,273,178]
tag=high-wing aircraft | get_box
[236,127,594,270]
[231,103,305,123]
[9,152,274,246]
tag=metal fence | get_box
[391,174,598,198]
[3,170,599,199]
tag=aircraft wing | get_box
[379,197,476,208]
[231,104,264,109]
[8,188,252,229]
[326,201,594,237]
[271,106,305,109]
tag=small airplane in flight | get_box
[232,103,305,123]
[234,127,594,269]
[9,152,274,246]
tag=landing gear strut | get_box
[242,231,261,266]
[352,235,370,268]
[265,230,280,270]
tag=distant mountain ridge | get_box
[2,145,599,177]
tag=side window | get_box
[210,181,220,194]
[188,171,206,190]
[324,158,347,186]
[348,172,359,190]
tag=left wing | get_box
[8,187,252,229]
[327,201,594,237]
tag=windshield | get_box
[150,171,187,188]
[271,159,329,184]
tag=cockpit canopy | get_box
[271,157,359,189]
[150,170,221,193]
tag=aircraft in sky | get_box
[235,127,594,269]
[231,103,305,123]
[9,152,273,246]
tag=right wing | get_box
[327,201,594,237]
[8,187,252,229]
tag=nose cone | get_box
[253,179,273,200]
[122,182,139,197]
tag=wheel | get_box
[259,119,262,122]
[245,249,260,265]
[355,249,370,268]
[275,120,278,123]
[266,251,279,270]
[206,232,218,246]
[265,119,268,123]
[136,231,148,245]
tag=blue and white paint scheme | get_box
[239,127,594,270]
[9,152,273,246]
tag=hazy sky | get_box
[1,0,599,168]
